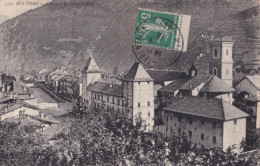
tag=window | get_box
[234,119,237,125]
[201,119,205,125]
[214,49,217,57]
[226,68,229,75]
[178,128,181,134]
[189,118,192,125]
[166,115,169,123]
[138,102,140,107]
[118,99,120,105]
[201,134,204,140]
[213,68,217,76]
[112,98,114,104]
[147,81,150,84]
[147,101,150,106]
[226,49,229,55]
[95,94,97,99]
[178,116,182,122]
[138,82,140,84]
[148,112,150,118]
[213,122,217,128]
[189,131,192,137]
[213,136,216,144]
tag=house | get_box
[158,73,235,106]
[83,58,154,131]
[234,75,260,128]
[160,96,248,152]
[16,93,38,107]
[45,67,68,92]
[86,82,125,113]
[0,101,40,121]
[81,56,102,100]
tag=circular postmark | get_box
[133,17,184,68]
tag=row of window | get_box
[213,68,229,76]
[166,114,222,128]
[93,94,123,105]
[213,48,229,57]
[177,129,217,144]
[137,101,150,107]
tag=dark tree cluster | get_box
[0,107,259,165]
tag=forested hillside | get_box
[0,0,259,74]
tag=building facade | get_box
[209,37,234,87]
[161,96,248,151]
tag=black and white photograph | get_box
[0,0,260,165]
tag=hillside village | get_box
[1,35,260,154]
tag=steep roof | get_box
[158,78,191,93]
[146,70,186,84]
[180,74,212,90]
[87,82,123,97]
[245,75,260,89]
[200,76,235,93]
[122,62,153,82]
[164,96,248,121]
[82,57,101,73]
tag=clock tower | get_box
[209,37,234,87]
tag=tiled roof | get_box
[164,96,248,121]
[0,97,13,104]
[146,70,187,84]
[82,57,101,73]
[245,75,260,89]
[2,75,16,83]
[180,74,212,90]
[0,102,39,115]
[122,62,153,82]
[87,82,123,97]
[158,78,191,93]
[200,76,235,93]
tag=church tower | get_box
[209,37,234,87]
[122,62,154,131]
[82,57,101,101]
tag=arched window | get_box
[213,68,217,76]
[226,68,229,75]
[226,49,229,56]
[214,49,218,57]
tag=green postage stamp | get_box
[134,9,191,52]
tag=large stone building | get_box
[234,75,260,128]
[82,60,155,131]
[81,36,249,150]
[162,96,248,151]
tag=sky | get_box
[0,0,51,19]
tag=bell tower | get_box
[209,37,234,87]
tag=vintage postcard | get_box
[0,0,260,165]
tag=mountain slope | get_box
[0,0,258,74]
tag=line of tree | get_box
[0,107,259,165]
